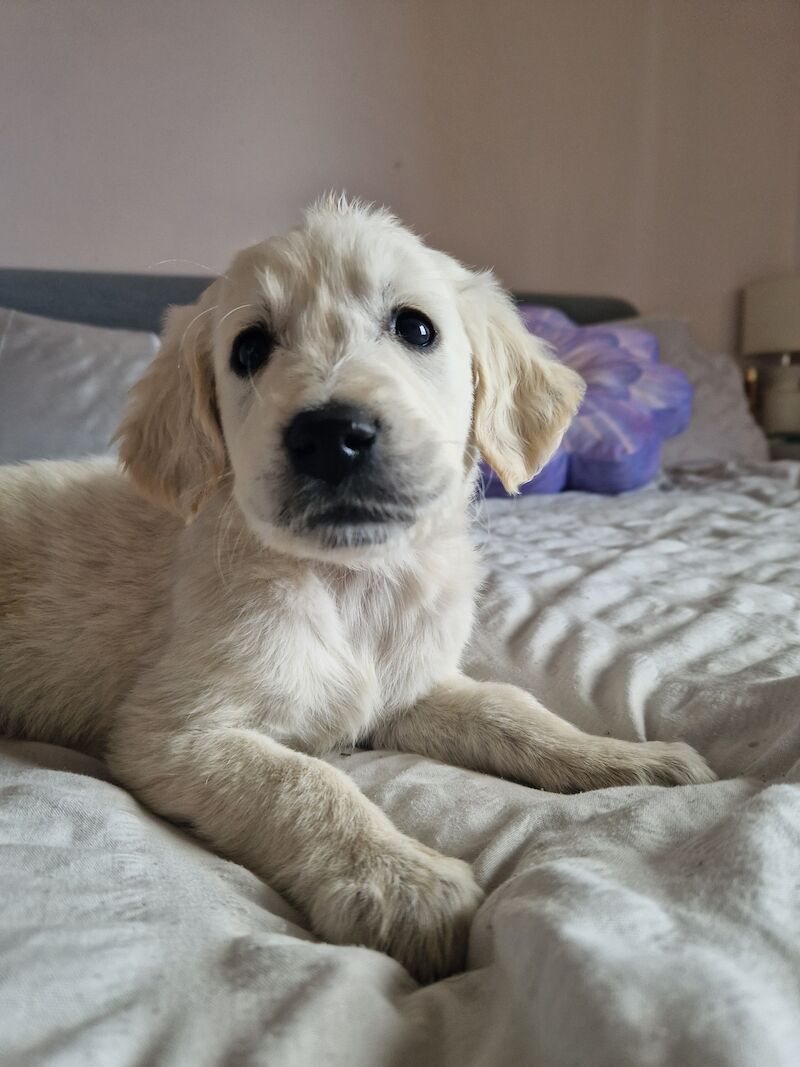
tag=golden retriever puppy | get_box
[0,198,715,982]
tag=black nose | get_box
[284,405,379,486]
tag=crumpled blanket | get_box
[2,462,799,1066]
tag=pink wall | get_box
[2,0,798,351]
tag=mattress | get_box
[2,461,799,1066]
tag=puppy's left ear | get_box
[115,279,227,519]
[459,271,585,494]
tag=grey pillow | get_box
[613,315,768,467]
[0,307,159,464]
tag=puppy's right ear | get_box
[115,280,227,519]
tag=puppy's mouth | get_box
[268,465,435,552]
[306,502,416,529]
[287,498,417,549]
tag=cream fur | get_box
[0,198,715,982]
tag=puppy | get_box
[0,198,715,982]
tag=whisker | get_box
[466,446,493,539]
[248,368,268,407]
[219,303,255,328]
[213,492,241,595]
[147,258,229,280]
[229,516,248,570]
[180,305,218,356]
[180,469,234,514]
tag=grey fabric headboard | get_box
[0,268,638,333]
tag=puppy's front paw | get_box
[624,740,717,786]
[580,738,717,790]
[309,840,484,983]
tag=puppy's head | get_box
[117,197,584,561]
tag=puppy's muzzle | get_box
[284,404,379,487]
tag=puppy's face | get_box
[212,208,475,557]
[117,199,584,562]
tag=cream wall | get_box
[2,0,799,351]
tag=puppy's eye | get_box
[230,325,274,378]
[392,308,437,348]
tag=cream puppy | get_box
[0,198,715,982]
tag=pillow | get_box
[609,315,768,467]
[0,307,159,464]
[480,306,693,496]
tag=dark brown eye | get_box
[392,308,436,348]
[230,325,274,378]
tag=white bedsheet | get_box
[2,462,799,1066]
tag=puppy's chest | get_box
[241,561,475,751]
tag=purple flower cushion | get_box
[480,306,693,496]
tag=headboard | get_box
[0,268,638,333]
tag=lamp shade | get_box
[741,275,800,357]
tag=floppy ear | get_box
[115,280,227,519]
[460,271,585,494]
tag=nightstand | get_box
[767,434,800,461]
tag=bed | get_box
[1,272,798,1067]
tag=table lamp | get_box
[741,276,800,436]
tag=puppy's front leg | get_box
[107,723,482,982]
[371,675,716,791]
